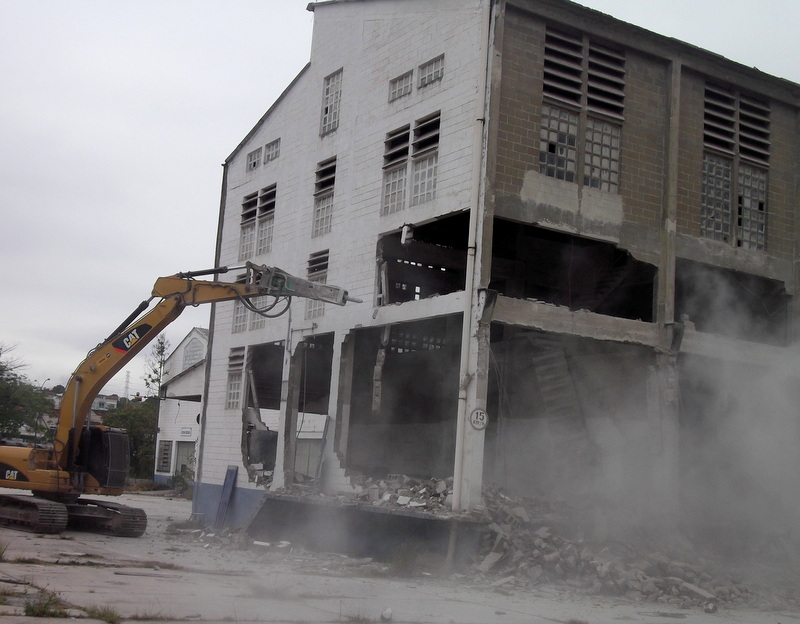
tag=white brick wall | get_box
[200,0,487,491]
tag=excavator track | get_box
[66,498,147,537]
[0,494,69,534]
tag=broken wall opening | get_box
[491,219,656,322]
[376,211,469,304]
[486,325,674,536]
[293,334,334,481]
[343,316,462,478]
[675,258,789,345]
[243,342,284,481]
[241,336,334,485]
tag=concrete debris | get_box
[466,485,800,612]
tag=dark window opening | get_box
[675,259,788,346]
[248,342,284,410]
[491,219,656,322]
[344,317,461,478]
[297,334,334,415]
[376,212,469,305]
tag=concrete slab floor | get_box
[0,490,793,624]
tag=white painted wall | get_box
[200,0,488,490]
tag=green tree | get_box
[103,399,158,478]
[0,345,52,438]
[143,334,170,399]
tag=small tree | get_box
[0,344,52,439]
[143,334,170,399]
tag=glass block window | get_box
[256,185,276,255]
[225,348,245,410]
[239,192,258,261]
[249,295,267,331]
[539,105,578,182]
[389,71,413,101]
[584,118,621,191]
[419,54,444,88]
[411,153,438,206]
[305,250,329,320]
[246,147,262,172]
[702,82,770,249]
[382,167,407,215]
[232,299,248,334]
[312,194,333,238]
[382,125,410,215]
[312,158,336,237]
[264,138,280,162]
[701,153,733,243]
[320,68,343,136]
[737,164,767,250]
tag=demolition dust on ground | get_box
[173,476,800,614]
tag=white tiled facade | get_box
[197,0,487,508]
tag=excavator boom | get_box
[0,262,357,536]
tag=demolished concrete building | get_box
[191,0,800,547]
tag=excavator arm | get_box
[0,262,357,536]
[57,262,358,477]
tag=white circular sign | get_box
[470,408,488,430]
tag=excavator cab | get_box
[76,426,131,490]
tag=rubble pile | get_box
[284,474,462,517]
[473,485,799,612]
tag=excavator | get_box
[0,263,358,536]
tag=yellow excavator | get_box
[0,263,357,536]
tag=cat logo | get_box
[112,323,153,353]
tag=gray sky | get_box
[1,0,797,398]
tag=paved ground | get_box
[0,491,796,624]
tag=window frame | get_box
[320,68,343,136]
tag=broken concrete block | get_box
[396,495,411,506]
[477,551,504,572]
[681,581,716,602]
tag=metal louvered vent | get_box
[704,84,770,164]
[587,42,625,119]
[738,94,770,165]
[543,29,582,107]
[704,84,736,154]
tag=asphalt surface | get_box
[0,491,794,624]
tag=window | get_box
[232,273,248,333]
[539,28,625,192]
[389,71,413,102]
[539,105,578,182]
[584,118,621,191]
[264,138,280,162]
[419,54,444,88]
[240,186,276,261]
[306,250,329,320]
[249,295,268,331]
[246,148,262,172]
[182,337,204,370]
[381,112,440,214]
[382,125,410,215]
[226,348,245,410]
[239,192,257,261]
[320,69,343,136]
[256,185,276,255]
[701,83,770,250]
[156,440,172,473]
[313,158,336,237]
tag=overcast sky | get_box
[1,1,798,398]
